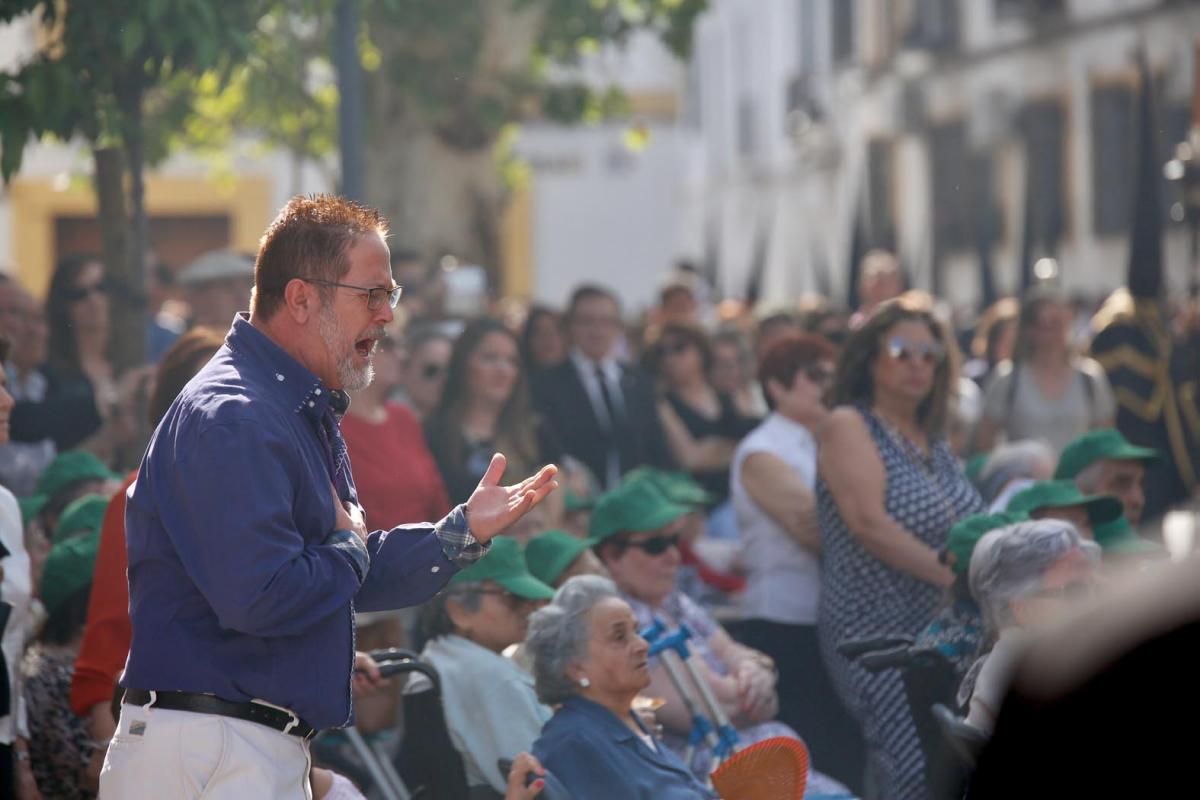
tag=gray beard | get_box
[317,306,374,392]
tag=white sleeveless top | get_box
[731,413,821,625]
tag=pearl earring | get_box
[579,677,591,688]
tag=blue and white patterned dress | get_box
[817,406,983,800]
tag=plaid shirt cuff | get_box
[435,504,490,567]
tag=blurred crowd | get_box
[0,240,1198,799]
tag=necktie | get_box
[594,364,624,432]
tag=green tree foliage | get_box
[0,0,271,369]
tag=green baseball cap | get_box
[1091,516,1159,555]
[53,494,109,544]
[448,536,555,600]
[589,479,692,543]
[942,511,1028,575]
[18,495,47,527]
[1006,480,1123,526]
[1054,429,1160,481]
[41,528,100,618]
[621,466,714,508]
[524,530,595,586]
[35,451,119,500]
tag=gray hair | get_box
[525,575,620,706]
[968,519,1100,634]
[978,439,1057,503]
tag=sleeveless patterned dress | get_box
[816,406,983,800]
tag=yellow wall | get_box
[10,174,272,297]
[500,181,533,300]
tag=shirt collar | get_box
[562,695,648,743]
[570,348,619,377]
[224,313,345,424]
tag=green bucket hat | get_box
[1006,480,1123,526]
[448,536,555,600]
[622,466,714,508]
[525,530,595,586]
[18,495,47,527]
[53,494,109,544]
[1054,429,1160,481]
[35,451,118,500]
[1091,516,1159,555]
[942,511,1028,575]
[41,528,100,618]
[589,479,692,544]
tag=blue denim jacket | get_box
[533,696,716,800]
[122,315,485,730]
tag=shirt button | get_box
[431,566,440,573]
[308,400,315,408]
[315,388,322,395]
[276,373,285,382]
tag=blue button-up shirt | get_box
[122,315,486,730]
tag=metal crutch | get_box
[642,620,721,766]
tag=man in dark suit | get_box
[533,285,673,489]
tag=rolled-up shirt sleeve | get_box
[354,505,491,612]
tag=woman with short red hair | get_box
[728,333,864,792]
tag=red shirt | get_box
[70,472,135,717]
[340,403,451,530]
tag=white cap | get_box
[178,250,255,286]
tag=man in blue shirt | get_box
[99,195,558,799]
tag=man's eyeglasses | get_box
[305,279,403,311]
[885,336,945,366]
[65,281,109,303]
[623,533,681,556]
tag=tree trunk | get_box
[113,81,148,372]
[362,0,545,286]
[93,145,133,363]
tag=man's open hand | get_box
[466,454,559,543]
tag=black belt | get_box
[123,689,319,740]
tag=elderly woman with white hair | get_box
[963,519,1100,733]
[526,575,717,800]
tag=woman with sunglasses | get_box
[425,318,563,507]
[973,288,1114,455]
[396,325,452,421]
[727,333,865,793]
[817,295,984,800]
[410,536,556,795]
[11,255,139,463]
[340,322,450,531]
[963,519,1099,735]
[588,480,788,775]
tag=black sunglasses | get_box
[420,362,446,380]
[64,281,109,303]
[623,533,681,556]
[802,364,833,385]
[885,336,945,365]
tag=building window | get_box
[832,0,855,64]
[929,121,971,253]
[905,0,960,53]
[994,0,1065,21]
[867,138,896,248]
[797,0,817,74]
[1021,99,1068,250]
[1091,84,1135,237]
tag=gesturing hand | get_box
[466,454,559,543]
